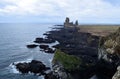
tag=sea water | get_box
[0,23,56,79]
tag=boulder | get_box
[34,38,44,43]
[15,60,50,74]
[44,72,59,79]
[52,44,60,49]
[45,48,54,53]
[29,60,46,74]
[39,45,49,50]
[44,38,55,43]
[26,44,38,48]
[34,37,55,43]
[16,63,30,73]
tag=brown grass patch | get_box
[78,25,120,36]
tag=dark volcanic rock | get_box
[97,27,120,79]
[44,72,59,79]
[26,44,38,48]
[34,38,44,43]
[45,48,54,53]
[44,38,55,43]
[16,63,30,73]
[96,59,117,79]
[15,60,50,74]
[34,37,55,43]
[29,60,46,74]
[52,44,60,49]
[39,45,49,50]
[46,27,99,57]
[39,45,54,53]
[45,26,100,79]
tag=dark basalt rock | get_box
[39,45,49,50]
[29,60,46,74]
[26,44,38,48]
[44,72,59,79]
[16,63,30,73]
[34,37,55,44]
[34,38,44,43]
[52,44,60,49]
[44,26,101,79]
[45,48,54,53]
[15,60,50,74]
[96,59,117,79]
[44,38,55,43]
[39,44,54,53]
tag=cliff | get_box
[52,49,81,79]
[99,27,120,64]
[98,27,120,79]
[44,17,120,79]
[52,49,96,79]
[51,27,120,79]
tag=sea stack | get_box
[64,17,79,27]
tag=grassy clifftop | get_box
[99,27,120,55]
[79,25,120,36]
[53,49,81,72]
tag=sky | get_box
[0,0,120,24]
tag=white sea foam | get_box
[90,75,98,79]
[49,58,52,63]
[38,76,44,79]
[9,63,20,74]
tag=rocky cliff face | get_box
[46,25,120,79]
[46,26,99,79]
[99,27,120,65]
[52,49,97,79]
[98,27,120,79]
[52,49,81,79]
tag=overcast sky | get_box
[0,0,120,24]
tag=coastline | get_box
[43,24,120,79]
[10,22,120,79]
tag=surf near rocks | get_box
[14,60,50,75]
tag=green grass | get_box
[53,49,81,72]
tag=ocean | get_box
[0,23,56,79]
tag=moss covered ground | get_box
[53,49,81,71]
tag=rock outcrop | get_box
[64,17,79,27]
[99,27,120,65]
[34,37,55,43]
[52,49,97,79]
[98,27,120,79]
[44,72,59,79]
[39,45,49,50]
[39,45,54,53]
[15,60,50,74]
[46,26,99,57]
[26,44,38,48]
[46,26,120,79]
[24,17,120,79]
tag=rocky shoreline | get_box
[14,18,120,79]
[44,25,120,79]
